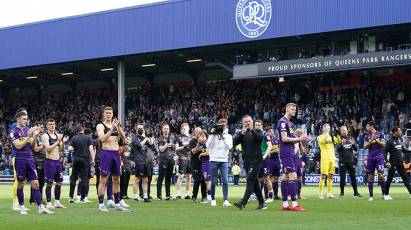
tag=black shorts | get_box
[178,158,192,174]
[135,163,152,178]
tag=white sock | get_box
[207,195,211,200]
[47,202,52,207]
[282,201,289,208]
[55,200,60,205]
[76,195,81,200]
[20,205,25,209]
[144,193,148,199]
[176,191,180,196]
[134,194,139,199]
[292,201,298,208]
[39,204,45,209]
[185,191,190,196]
[99,203,105,208]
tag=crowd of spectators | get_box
[1,74,411,176]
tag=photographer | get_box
[156,123,176,201]
[131,124,155,202]
[206,119,232,207]
[233,115,266,210]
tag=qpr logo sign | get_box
[236,0,272,39]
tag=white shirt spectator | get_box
[206,129,233,163]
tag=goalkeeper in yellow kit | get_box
[317,123,336,199]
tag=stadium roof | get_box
[1,0,411,71]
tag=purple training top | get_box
[277,116,296,159]
[365,131,385,159]
[9,126,33,160]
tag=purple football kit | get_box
[99,124,121,177]
[10,126,43,206]
[10,127,38,182]
[277,116,298,204]
[200,145,211,181]
[365,131,385,174]
[277,116,296,173]
[365,131,386,197]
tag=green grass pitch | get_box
[0,184,410,230]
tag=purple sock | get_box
[114,192,121,204]
[46,186,52,202]
[273,182,279,197]
[380,180,386,195]
[55,185,61,200]
[77,182,82,196]
[33,188,43,206]
[107,184,113,200]
[368,181,374,197]
[17,188,24,205]
[288,181,297,201]
[98,195,104,204]
[297,181,302,196]
[281,181,288,201]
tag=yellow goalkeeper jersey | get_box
[317,134,336,160]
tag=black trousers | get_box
[234,175,240,185]
[95,161,100,194]
[242,162,264,206]
[157,161,174,198]
[192,168,207,200]
[339,161,358,195]
[30,163,45,203]
[139,163,153,197]
[386,161,411,195]
[69,157,90,199]
[120,169,131,198]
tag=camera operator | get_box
[131,124,155,202]
[156,123,176,201]
[233,115,266,210]
[206,119,232,207]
